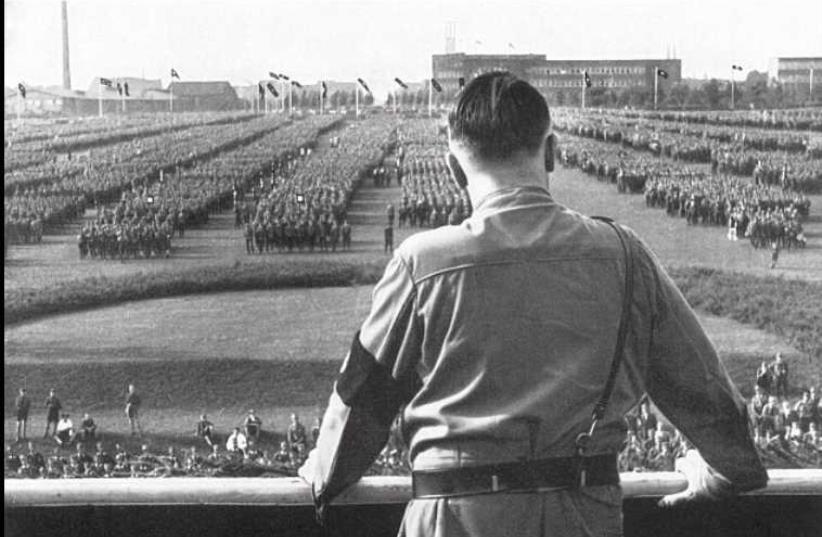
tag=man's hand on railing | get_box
[659,449,736,507]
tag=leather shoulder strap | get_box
[590,216,635,422]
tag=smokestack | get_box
[62,0,71,90]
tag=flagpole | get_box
[810,67,814,98]
[581,73,585,110]
[320,86,324,115]
[99,82,103,118]
[654,66,659,111]
[731,67,735,110]
[428,80,434,117]
[355,82,359,118]
[121,80,126,114]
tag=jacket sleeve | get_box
[640,243,767,493]
[299,253,422,507]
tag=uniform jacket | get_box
[300,185,767,535]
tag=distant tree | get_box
[664,83,690,109]
[703,79,722,109]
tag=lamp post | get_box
[731,64,743,110]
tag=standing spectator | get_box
[749,386,769,437]
[43,389,61,438]
[755,360,773,394]
[225,427,248,456]
[769,241,780,269]
[383,224,394,254]
[771,353,789,398]
[125,384,143,437]
[287,413,307,454]
[77,413,97,445]
[386,203,395,227]
[55,413,75,447]
[15,388,31,443]
[341,220,352,251]
[761,396,781,438]
[243,409,263,441]
[794,390,814,432]
[196,414,215,447]
[637,399,658,445]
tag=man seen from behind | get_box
[299,72,767,536]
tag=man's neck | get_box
[465,165,548,206]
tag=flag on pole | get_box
[279,74,290,81]
[584,71,592,88]
[269,72,280,80]
[116,82,123,95]
[321,81,328,99]
[508,42,515,50]
[100,77,113,87]
[656,68,669,79]
[124,82,130,97]
[267,82,279,97]
[170,68,180,79]
[17,83,26,98]
[732,65,743,71]
[394,77,408,89]
[291,80,303,89]
[431,78,442,92]
[357,78,371,94]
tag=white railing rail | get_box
[6,470,822,508]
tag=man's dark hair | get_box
[448,71,550,161]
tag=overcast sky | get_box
[5,0,822,98]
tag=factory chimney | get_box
[62,0,71,90]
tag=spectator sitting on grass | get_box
[273,441,291,465]
[55,413,75,447]
[225,427,247,456]
[77,413,97,445]
[243,409,262,441]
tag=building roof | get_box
[168,81,238,99]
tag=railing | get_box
[6,471,822,537]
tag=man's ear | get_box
[447,153,468,189]
[544,133,555,173]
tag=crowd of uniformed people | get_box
[390,119,472,228]
[553,108,822,194]
[238,118,396,253]
[4,113,292,245]
[551,109,813,254]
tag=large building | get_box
[432,53,681,104]
[771,57,821,94]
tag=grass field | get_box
[5,287,816,455]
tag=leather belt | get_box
[412,454,619,499]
